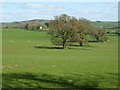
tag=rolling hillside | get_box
[1,19,118,29]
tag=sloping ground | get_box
[1,19,117,29]
[92,21,118,28]
[2,28,118,89]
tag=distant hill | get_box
[92,21,118,29]
[1,19,50,28]
[1,19,118,29]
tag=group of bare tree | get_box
[49,14,107,49]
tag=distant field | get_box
[92,21,118,28]
[1,20,117,29]
[2,28,118,88]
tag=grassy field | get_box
[92,21,117,28]
[2,28,118,89]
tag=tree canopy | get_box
[48,14,107,49]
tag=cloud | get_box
[25,3,50,8]
[67,6,118,21]
[2,0,119,2]
[1,2,118,22]
[22,3,69,18]
[25,3,66,11]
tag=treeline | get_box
[24,21,48,31]
[48,14,108,49]
[2,20,49,30]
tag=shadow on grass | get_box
[88,41,98,43]
[68,44,96,48]
[34,46,90,50]
[2,72,102,89]
[108,72,118,76]
[34,46,63,49]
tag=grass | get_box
[2,28,118,89]
[92,21,117,28]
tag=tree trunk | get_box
[96,37,99,42]
[62,40,66,49]
[79,40,83,46]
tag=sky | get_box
[0,2,118,22]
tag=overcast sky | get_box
[0,2,118,22]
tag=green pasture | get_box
[2,28,118,88]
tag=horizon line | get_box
[0,19,118,23]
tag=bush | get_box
[99,35,108,42]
